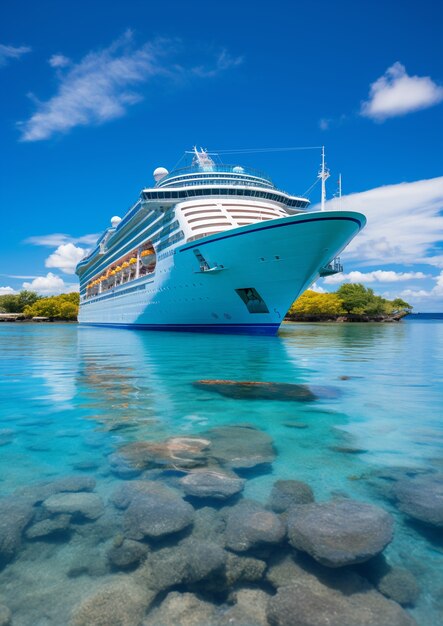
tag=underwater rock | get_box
[123,481,194,539]
[282,421,309,429]
[0,604,11,626]
[16,475,96,504]
[224,500,285,552]
[393,474,443,526]
[224,552,267,585]
[190,506,226,545]
[111,480,181,510]
[221,588,271,626]
[268,479,314,513]
[43,492,104,521]
[0,496,34,564]
[25,514,71,539]
[107,538,148,570]
[108,453,143,478]
[287,499,394,567]
[377,567,420,606]
[69,577,155,626]
[266,575,418,626]
[180,469,245,500]
[143,592,218,626]
[141,538,226,591]
[117,436,211,471]
[266,552,308,589]
[205,425,276,469]
[194,379,318,401]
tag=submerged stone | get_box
[393,474,443,527]
[25,514,71,539]
[0,604,11,626]
[143,592,217,626]
[107,538,148,570]
[123,481,194,539]
[141,538,226,591]
[0,496,34,565]
[267,576,418,626]
[69,577,154,626]
[16,475,96,504]
[117,436,211,471]
[205,425,276,469]
[378,567,420,606]
[224,500,285,552]
[193,379,318,401]
[222,588,271,626]
[287,499,394,567]
[268,479,314,513]
[225,552,267,585]
[180,469,245,500]
[43,492,104,520]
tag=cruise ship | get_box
[76,148,366,335]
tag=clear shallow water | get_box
[0,320,443,625]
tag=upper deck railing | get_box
[156,164,275,188]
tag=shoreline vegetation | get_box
[0,283,412,323]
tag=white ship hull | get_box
[78,210,364,335]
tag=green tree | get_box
[336,283,376,314]
[390,298,413,312]
[0,290,39,313]
[24,292,79,320]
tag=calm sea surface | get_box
[0,320,442,625]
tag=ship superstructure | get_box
[76,148,365,334]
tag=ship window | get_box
[235,288,269,314]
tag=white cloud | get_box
[22,273,78,295]
[191,49,243,78]
[25,233,99,247]
[48,54,70,68]
[319,118,330,131]
[324,270,428,285]
[361,62,443,120]
[320,176,443,266]
[45,243,88,274]
[0,286,16,295]
[310,281,326,293]
[18,31,168,141]
[0,43,31,66]
[19,33,242,142]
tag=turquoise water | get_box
[1,320,443,625]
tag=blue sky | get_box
[1,0,442,310]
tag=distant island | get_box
[285,283,412,323]
[0,283,412,323]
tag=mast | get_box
[338,173,342,209]
[318,146,330,211]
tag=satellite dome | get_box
[153,167,169,182]
[111,216,122,228]
[233,166,245,173]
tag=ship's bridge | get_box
[155,163,275,190]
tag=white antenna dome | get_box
[153,167,169,182]
[111,216,122,228]
[233,166,245,173]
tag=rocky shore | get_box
[1,418,437,626]
[285,312,410,323]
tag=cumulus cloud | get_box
[324,270,428,285]
[25,233,99,247]
[22,273,78,295]
[18,32,242,141]
[0,286,16,295]
[45,243,88,274]
[0,43,31,66]
[48,54,70,68]
[361,62,443,120]
[320,176,443,266]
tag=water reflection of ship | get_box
[75,326,312,433]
